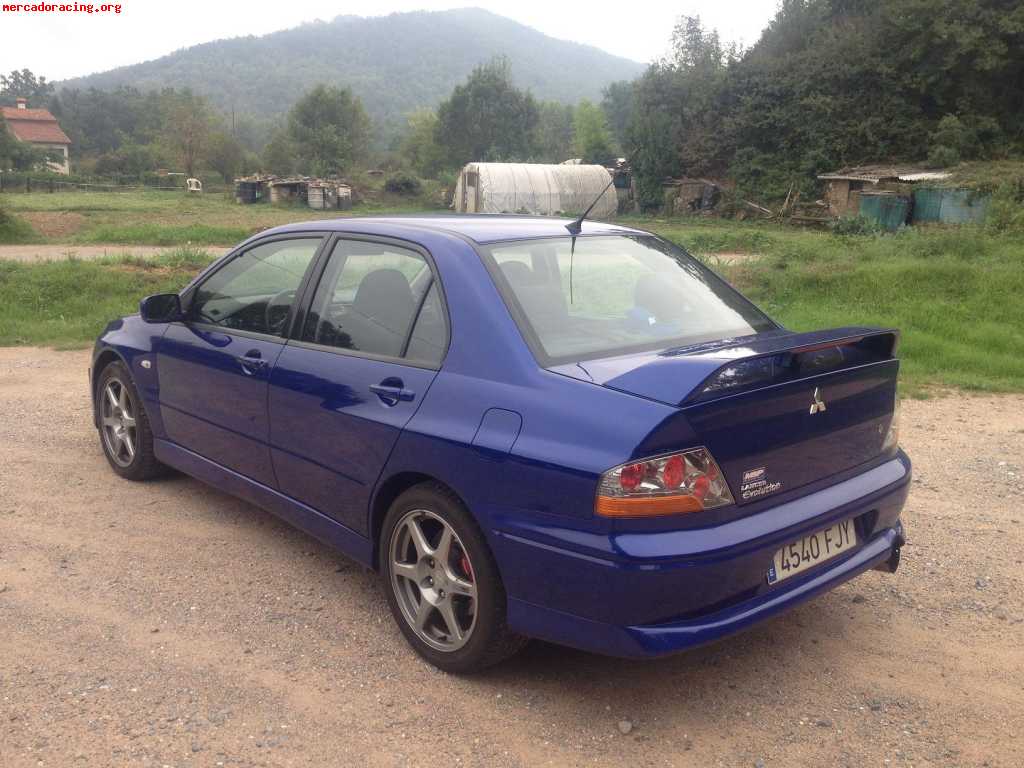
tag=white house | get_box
[1,97,72,174]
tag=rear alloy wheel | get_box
[390,508,479,652]
[381,484,526,673]
[96,361,164,481]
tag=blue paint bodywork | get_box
[91,215,910,659]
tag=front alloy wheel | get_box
[100,377,138,467]
[96,360,164,481]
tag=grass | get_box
[0,248,214,347]
[0,186,443,246]
[615,217,1024,395]
[668,224,1024,396]
[77,222,253,246]
[0,206,40,244]
[620,215,813,256]
[1,189,1022,396]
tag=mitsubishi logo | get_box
[809,387,827,415]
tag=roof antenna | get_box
[566,155,633,302]
[566,174,616,236]
[566,152,635,235]
[567,172,613,304]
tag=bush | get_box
[830,215,883,236]
[384,171,422,196]
[927,145,960,169]
[0,204,38,243]
[985,183,1024,234]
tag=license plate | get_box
[767,519,857,585]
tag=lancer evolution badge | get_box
[809,387,827,415]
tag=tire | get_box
[380,482,527,673]
[96,360,165,481]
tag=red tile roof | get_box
[1,106,71,145]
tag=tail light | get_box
[596,447,735,518]
[882,396,901,452]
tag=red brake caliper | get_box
[459,552,474,582]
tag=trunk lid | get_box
[553,327,900,503]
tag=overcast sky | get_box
[1,1,780,82]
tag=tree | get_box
[622,15,737,204]
[262,129,297,175]
[163,90,212,176]
[0,115,46,170]
[625,66,684,209]
[287,84,371,176]
[0,69,54,107]
[206,130,246,182]
[94,143,164,177]
[601,81,635,148]
[534,102,575,163]
[436,57,539,165]
[628,99,681,210]
[573,100,616,165]
[666,15,734,71]
[400,108,445,177]
[624,0,1024,200]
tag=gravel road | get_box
[0,245,231,263]
[1,347,1021,767]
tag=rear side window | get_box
[405,282,446,365]
[303,239,446,363]
[483,235,774,365]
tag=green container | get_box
[859,193,911,231]
[911,187,990,224]
[911,188,943,222]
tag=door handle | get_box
[237,349,268,375]
[370,380,415,406]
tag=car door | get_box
[156,235,324,485]
[268,236,449,534]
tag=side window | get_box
[405,282,447,365]
[303,240,445,362]
[190,238,321,336]
[299,240,436,360]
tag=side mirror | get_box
[139,293,183,324]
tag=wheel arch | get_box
[369,471,468,571]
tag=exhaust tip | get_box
[873,544,901,574]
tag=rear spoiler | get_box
[683,327,899,406]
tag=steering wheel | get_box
[265,289,297,335]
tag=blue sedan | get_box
[91,216,910,672]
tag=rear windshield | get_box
[483,235,775,364]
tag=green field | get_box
[1,193,1022,395]
[0,187,443,246]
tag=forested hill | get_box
[59,8,644,132]
[622,0,1024,206]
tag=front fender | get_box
[91,315,168,436]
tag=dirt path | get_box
[0,244,231,263]
[1,347,1021,768]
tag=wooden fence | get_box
[0,174,229,194]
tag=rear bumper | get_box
[493,452,911,658]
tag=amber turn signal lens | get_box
[595,494,704,518]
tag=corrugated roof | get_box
[817,164,949,183]
[895,171,951,182]
[1,106,72,144]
